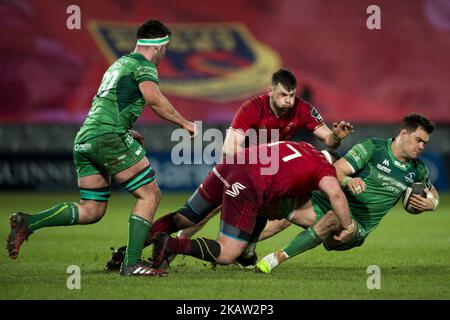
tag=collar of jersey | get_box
[386,138,412,171]
[128,52,149,63]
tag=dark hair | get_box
[401,113,435,134]
[271,68,297,91]
[137,20,171,39]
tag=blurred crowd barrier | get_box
[1,0,449,124]
[0,123,448,192]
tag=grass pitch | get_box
[0,192,449,300]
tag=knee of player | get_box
[139,184,162,203]
[216,254,235,265]
[152,186,162,202]
[89,212,105,223]
[217,246,241,265]
[79,203,106,223]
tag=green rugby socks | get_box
[124,215,152,266]
[282,227,322,258]
[27,202,79,232]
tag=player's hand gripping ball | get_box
[402,182,427,214]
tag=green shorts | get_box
[73,132,146,178]
[310,191,368,251]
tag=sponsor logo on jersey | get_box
[310,107,323,122]
[404,172,416,184]
[394,159,407,169]
[382,159,389,167]
[74,143,92,151]
[225,182,246,198]
[125,134,134,145]
[354,143,368,156]
[348,149,361,163]
[377,173,407,193]
[88,21,281,102]
[213,167,230,188]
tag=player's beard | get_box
[271,99,291,117]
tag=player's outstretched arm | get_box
[318,176,354,242]
[139,81,196,136]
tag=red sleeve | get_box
[299,100,325,132]
[230,100,260,132]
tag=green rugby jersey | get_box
[75,52,158,143]
[326,138,430,233]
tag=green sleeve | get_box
[343,139,375,173]
[134,62,159,84]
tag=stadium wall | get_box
[1,1,449,192]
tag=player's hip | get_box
[73,132,146,177]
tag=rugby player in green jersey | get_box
[6,20,196,277]
[255,113,440,273]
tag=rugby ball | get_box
[402,182,427,214]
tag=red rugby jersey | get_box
[240,141,336,209]
[230,94,324,142]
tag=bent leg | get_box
[258,196,315,242]
[256,205,338,274]
[7,173,110,259]
[29,173,110,230]
[215,234,248,265]
[76,173,110,224]
[113,157,160,267]
[177,207,221,239]
[235,216,268,266]
[146,188,221,244]
[153,232,247,267]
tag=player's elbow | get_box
[144,90,165,109]
[147,101,163,113]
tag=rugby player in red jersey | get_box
[177,68,353,239]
